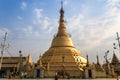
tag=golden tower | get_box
[40,2,87,78]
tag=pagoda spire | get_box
[97,55,100,65]
[111,51,119,65]
[50,1,74,48]
[60,0,64,15]
[86,54,89,67]
[56,1,68,37]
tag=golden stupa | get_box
[40,2,87,78]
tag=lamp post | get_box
[19,50,23,78]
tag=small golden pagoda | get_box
[40,2,87,78]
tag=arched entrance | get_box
[88,69,92,78]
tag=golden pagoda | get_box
[40,2,87,78]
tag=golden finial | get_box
[60,0,64,15]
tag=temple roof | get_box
[0,57,26,68]
[95,55,104,71]
[111,52,119,64]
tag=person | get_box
[55,75,58,80]
[117,75,120,80]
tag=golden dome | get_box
[51,36,74,48]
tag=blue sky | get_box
[0,0,120,63]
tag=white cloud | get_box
[17,16,23,20]
[64,0,69,5]
[68,14,84,32]
[34,8,43,20]
[19,26,40,37]
[106,0,120,16]
[41,17,50,30]
[21,2,27,10]
[33,8,57,33]
[15,8,57,39]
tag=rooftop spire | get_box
[50,1,74,48]
[56,0,68,37]
[60,0,64,21]
[111,51,119,65]
[60,0,64,15]
[97,55,100,64]
[86,54,89,67]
